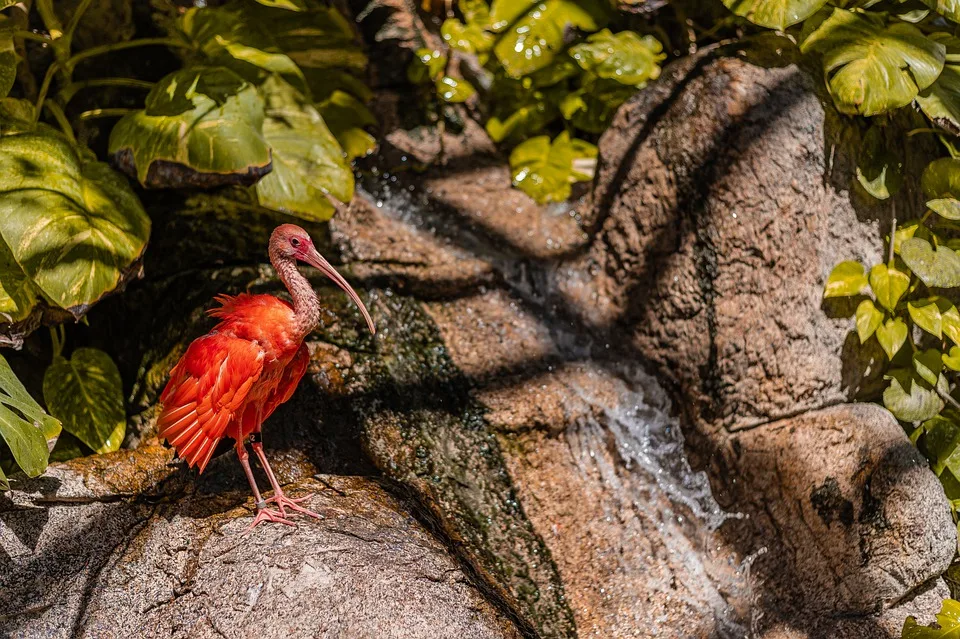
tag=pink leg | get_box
[236,442,294,531]
[251,441,323,520]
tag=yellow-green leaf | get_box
[922,157,960,219]
[903,597,960,638]
[918,0,960,23]
[824,261,867,297]
[855,299,883,343]
[876,317,908,360]
[722,0,827,30]
[909,298,944,338]
[944,346,960,371]
[569,29,665,87]
[509,131,597,204]
[43,348,124,454]
[915,349,944,386]
[883,367,946,422]
[800,9,945,116]
[856,124,902,200]
[917,33,960,135]
[436,76,476,103]
[901,237,960,288]
[0,353,60,482]
[869,263,910,311]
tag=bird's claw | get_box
[267,492,323,520]
[245,506,296,532]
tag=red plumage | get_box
[154,224,375,530]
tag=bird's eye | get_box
[290,238,300,248]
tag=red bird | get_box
[156,224,375,529]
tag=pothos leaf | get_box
[922,158,960,220]
[900,237,960,288]
[883,367,945,422]
[909,298,946,338]
[109,67,271,189]
[799,8,945,116]
[823,261,867,297]
[254,77,353,222]
[43,348,125,454]
[876,317,908,360]
[856,299,883,343]
[914,349,944,386]
[869,263,909,312]
[509,131,597,204]
[856,124,902,200]
[722,0,828,30]
[0,128,151,317]
[916,33,960,135]
[0,353,60,482]
[945,346,960,371]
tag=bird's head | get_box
[270,224,376,335]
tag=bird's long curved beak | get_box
[305,248,376,335]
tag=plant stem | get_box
[43,101,75,143]
[48,326,62,360]
[938,386,960,412]
[59,77,154,104]
[76,107,134,120]
[14,30,52,44]
[64,0,95,41]
[65,37,192,71]
[35,0,63,39]
[32,61,59,123]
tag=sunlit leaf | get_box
[800,8,945,116]
[722,0,828,30]
[408,48,446,85]
[569,29,664,86]
[914,349,944,386]
[876,317,908,360]
[917,0,960,22]
[823,260,867,297]
[254,0,306,9]
[0,238,37,324]
[489,0,534,31]
[909,298,944,338]
[883,367,945,422]
[493,0,610,77]
[442,17,494,57]
[917,33,960,135]
[856,298,883,343]
[856,124,902,200]
[0,23,16,99]
[945,346,960,371]
[109,67,271,189]
[0,353,60,482]
[923,158,960,221]
[509,131,597,204]
[902,592,960,638]
[560,74,638,134]
[254,77,352,222]
[944,303,960,344]
[869,263,910,311]
[0,128,151,316]
[901,237,960,288]
[436,76,476,103]
[894,222,920,254]
[486,81,561,143]
[43,348,124,454]
[316,90,376,161]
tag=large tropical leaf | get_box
[722,0,828,29]
[569,29,664,86]
[254,77,353,221]
[0,129,150,318]
[316,90,377,161]
[43,348,125,454]
[918,0,960,23]
[917,33,960,135]
[800,9,945,116]
[0,353,60,486]
[109,66,271,189]
[0,22,16,99]
[493,0,611,77]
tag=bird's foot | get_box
[267,492,323,520]
[245,506,296,532]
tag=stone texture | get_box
[716,404,955,620]
[0,450,520,639]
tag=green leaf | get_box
[0,24,16,99]
[943,303,960,345]
[0,353,60,481]
[560,74,640,134]
[894,222,920,255]
[883,367,945,422]
[722,0,828,30]
[109,67,271,189]
[876,318,908,360]
[945,346,960,371]
[436,76,476,103]
[0,237,38,324]
[856,298,883,343]
[824,260,867,297]
[901,237,960,288]
[254,0,306,9]
[909,298,945,338]
[917,33,960,135]
[408,48,446,85]
[485,79,562,143]
[914,349,944,386]
[315,90,376,161]
[442,18,495,57]
[254,77,353,222]
[43,348,125,454]
[493,0,610,78]
[569,29,665,86]
[918,0,960,22]
[856,124,902,200]
[919,415,960,477]
[869,263,910,312]
[509,131,597,204]
[799,8,945,116]
[0,129,151,316]
[902,597,960,638]
[922,158,960,221]
[489,0,534,31]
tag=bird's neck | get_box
[272,254,320,341]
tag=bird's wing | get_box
[261,343,310,424]
[157,333,265,473]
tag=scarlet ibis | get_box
[156,224,375,529]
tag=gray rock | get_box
[0,451,521,639]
